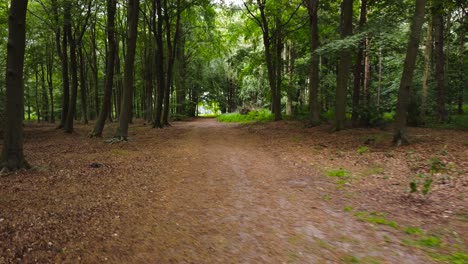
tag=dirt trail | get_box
[104,119,430,263]
[1,118,463,263]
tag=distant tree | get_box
[1,0,30,171]
[393,0,427,145]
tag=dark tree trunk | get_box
[64,16,78,133]
[153,0,165,128]
[1,0,30,171]
[393,0,426,145]
[114,0,139,140]
[91,0,116,137]
[458,17,465,115]
[92,23,100,118]
[305,0,320,126]
[162,0,182,126]
[58,18,70,129]
[79,46,88,124]
[46,41,55,123]
[335,0,353,131]
[352,0,366,127]
[35,65,41,122]
[421,20,432,124]
[41,62,49,122]
[432,0,448,123]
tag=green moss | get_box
[327,168,349,178]
[344,206,353,212]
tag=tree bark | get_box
[1,0,30,171]
[79,46,88,124]
[46,41,55,123]
[393,0,426,145]
[421,19,432,123]
[351,0,366,127]
[64,10,79,133]
[305,0,320,126]
[335,0,353,131]
[41,62,49,122]
[58,16,70,129]
[458,16,465,114]
[91,0,116,137]
[153,0,165,128]
[432,0,448,123]
[114,0,139,140]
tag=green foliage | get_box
[326,168,348,178]
[428,157,445,174]
[356,146,370,155]
[217,109,274,123]
[409,173,433,196]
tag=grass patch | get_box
[217,109,274,123]
[432,252,468,264]
[353,211,399,229]
[327,168,351,188]
[357,146,370,155]
[110,149,130,156]
[404,226,424,236]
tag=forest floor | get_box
[0,118,467,263]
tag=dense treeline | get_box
[0,0,467,170]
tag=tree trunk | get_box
[421,19,432,123]
[377,47,382,106]
[393,0,426,145]
[79,46,88,124]
[432,0,448,123]
[91,0,116,137]
[1,0,30,171]
[153,0,165,128]
[58,20,70,129]
[41,62,49,122]
[458,16,465,114]
[305,0,320,126]
[114,0,139,140]
[335,0,353,131]
[352,0,366,127]
[46,41,55,123]
[64,13,79,133]
[35,65,41,122]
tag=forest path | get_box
[108,118,430,263]
[1,118,448,263]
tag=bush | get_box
[217,109,274,123]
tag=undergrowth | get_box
[217,109,274,123]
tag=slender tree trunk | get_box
[79,46,88,124]
[458,16,465,114]
[421,20,432,123]
[352,0,366,127]
[377,47,382,106]
[335,0,353,131]
[41,62,49,122]
[35,65,41,122]
[433,0,448,123]
[64,18,79,133]
[153,0,165,128]
[46,41,55,123]
[305,0,320,126]
[58,19,70,129]
[114,0,139,140]
[393,0,426,145]
[91,0,116,137]
[92,24,100,118]
[1,0,30,171]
